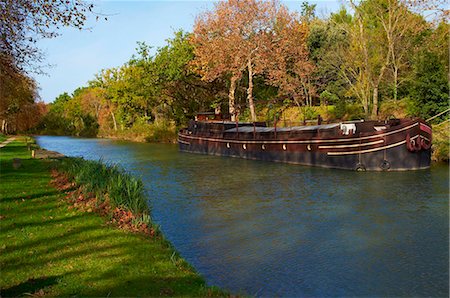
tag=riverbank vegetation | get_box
[54,158,155,234]
[0,138,224,296]
[1,1,448,147]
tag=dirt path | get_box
[0,137,16,148]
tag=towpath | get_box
[0,137,16,148]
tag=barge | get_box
[178,116,432,171]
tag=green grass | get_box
[0,134,7,143]
[0,138,224,297]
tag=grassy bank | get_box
[55,157,155,234]
[0,138,223,297]
[432,122,450,162]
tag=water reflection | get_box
[36,136,449,297]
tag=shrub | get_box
[379,99,408,120]
[432,123,450,162]
[145,122,177,143]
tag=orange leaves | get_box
[191,0,314,111]
[264,10,314,101]
[191,0,279,81]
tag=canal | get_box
[36,136,449,297]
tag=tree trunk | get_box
[362,97,369,118]
[247,58,256,122]
[372,86,379,119]
[110,110,118,131]
[301,80,312,107]
[229,76,237,121]
[393,66,398,101]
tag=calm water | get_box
[36,136,449,297]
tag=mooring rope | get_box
[434,119,450,127]
[426,108,450,122]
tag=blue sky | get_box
[34,0,341,103]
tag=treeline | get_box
[38,31,224,140]
[40,0,449,140]
[7,0,449,139]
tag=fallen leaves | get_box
[50,169,156,237]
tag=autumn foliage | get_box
[191,0,312,121]
[3,0,447,137]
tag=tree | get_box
[0,0,96,73]
[300,1,317,23]
[407,51,449,118]
[307,13,352,107]
[153,31,226,124]
[191,0,279,121]
[1,0,97,134]
[0,60,39,133]
[264,6,313,108]
[330,0,441,119]
[331,0,392,119]
[405,22,449,119]
[368,0,427,101]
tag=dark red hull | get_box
[178,118,432,171]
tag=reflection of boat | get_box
[178,115,432,171]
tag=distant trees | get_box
[39,90,99,136]
[39,30,223,137]
[38,0,448,139]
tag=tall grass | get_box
[57,158,150,217]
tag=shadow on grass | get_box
[0,190,61,203]
[2,224,105,257]
[1,213,85,234]
[0,158,52,170]
[0,276,60,297]
[86,274,207,297]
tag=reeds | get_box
[57,157,150,221]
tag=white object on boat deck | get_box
[340,123,357,135]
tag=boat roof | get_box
[224,123,340,133]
